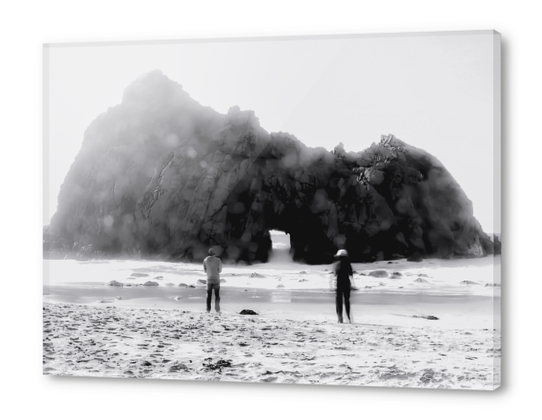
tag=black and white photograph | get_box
[42,31,500,390]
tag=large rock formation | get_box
[44,70,495,263]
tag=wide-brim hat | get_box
[335,249,348,257]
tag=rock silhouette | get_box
[44,70,495,263]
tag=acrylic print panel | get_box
[43,31,501,389]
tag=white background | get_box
[0,1,538,419]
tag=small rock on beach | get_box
[143,281,159,286]
[108,280,123,287]
[369,270,389,278]
[239,309,258,315]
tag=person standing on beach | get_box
[333,249,353,323]
[203,248,222,313]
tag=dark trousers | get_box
[206,283,220,312]
[336,287,351,322]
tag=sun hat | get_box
[335,249,348,257]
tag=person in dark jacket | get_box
[333,249,353,323]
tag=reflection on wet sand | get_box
[271,289,292,303]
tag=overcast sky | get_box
[45,31,499,234]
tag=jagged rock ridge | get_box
[44,70,495,263]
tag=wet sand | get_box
[44,283,497,329]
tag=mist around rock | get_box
[44,70,497,264]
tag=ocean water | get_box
[42,230,500,330]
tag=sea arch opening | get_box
[268,230,292,263]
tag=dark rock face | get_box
[44,70,495,263]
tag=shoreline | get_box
[44,255,500,295]
[43,255,500,329]
[44,284,498,330]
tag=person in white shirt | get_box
[203,248,222,313]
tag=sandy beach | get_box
[43,241,501,390]
[43,301,499,389]
[43,302,499,389]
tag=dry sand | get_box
[43,300,499,389]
